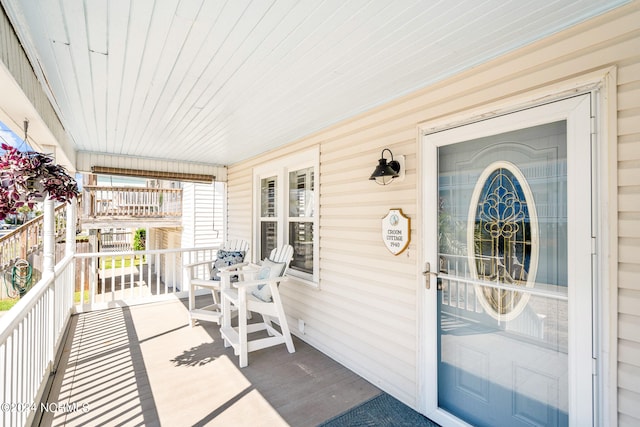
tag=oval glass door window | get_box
[467,161,539,321]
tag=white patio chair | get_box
[220,245,295,367]
[185,239,249,326]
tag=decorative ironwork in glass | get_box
[467,161,538,321]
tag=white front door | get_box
[422,95,594,427]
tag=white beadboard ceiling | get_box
[0,0,630,167]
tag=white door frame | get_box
[416,71,616,426]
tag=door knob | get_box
[422,262,438,289]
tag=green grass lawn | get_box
[74,290,90,304]
[1,291,90,312]
[102,255,145,269]
[0,298,18,311]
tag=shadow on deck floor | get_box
[37,297,381,426]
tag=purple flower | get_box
[0,147,78,218]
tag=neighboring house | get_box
[80,174,225,286]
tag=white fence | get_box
[0,245,219,426]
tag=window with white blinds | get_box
[260,176,278,259]
[254,149,318,284]
[288,167,314,275]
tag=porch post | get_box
[42,197,55,275]
[43,195,56,366]
[66,201,77,311]
[41,144,57,275]
[66,201,77,256]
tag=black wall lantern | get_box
[369,148,401,185]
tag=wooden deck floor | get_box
[37,297,380,426]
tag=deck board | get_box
[37,297,380,426]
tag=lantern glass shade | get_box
[369,150,401,185]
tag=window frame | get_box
[253,147,319,285]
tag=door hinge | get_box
[591,237,597,255]
[592,358,598,376]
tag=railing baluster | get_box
[26,313,32,408]
[155,253,160,295]
[17,323,23,421]
[79,257,84,307]
[8,334,14,426]
[130,254,135,298]
[171,252,175,293]
[1,339,6,426]
[97,256,102,304]
[119,254,124,297]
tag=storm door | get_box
[423,95,593,427]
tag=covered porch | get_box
[0,229,397,426]
[39,298,381,427]
[0,218,436,426]
[1,1,639,426]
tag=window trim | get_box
[253,147,319,285]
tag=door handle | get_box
[422,262,438,289]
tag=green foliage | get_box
[133,228,146,251]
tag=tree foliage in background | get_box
[133,228,146,251]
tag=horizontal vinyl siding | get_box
[181,183,225,249]
[315,123,418,403]
[193,183,224,248]
[0,7,71,166]
[617,20,640,425]
[227,2,640,418]
[226,163,254,260]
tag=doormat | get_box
[318,393,440,427]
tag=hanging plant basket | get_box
[0,143,79,220]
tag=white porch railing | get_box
[0,243,219,426]
[0,255,75,427]
[82,186,182,218]
[74,246,217,311]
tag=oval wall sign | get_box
[382,208,410,255]
[466,161,539,321]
